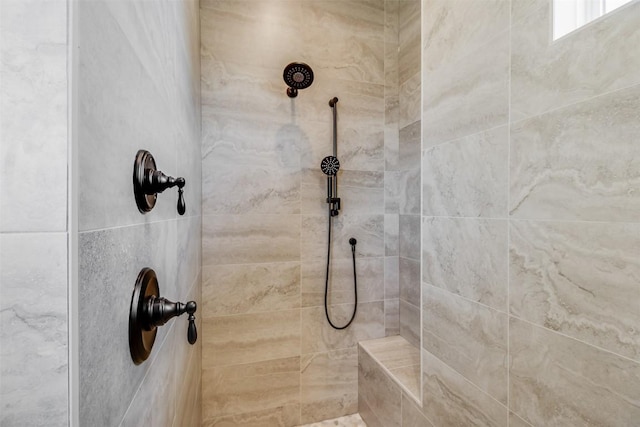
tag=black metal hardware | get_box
[283,62,314,98]
[129,268,197,365]
[133,150,186,215]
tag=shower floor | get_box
[297,413,367,427]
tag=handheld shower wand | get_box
[322,97,359,330]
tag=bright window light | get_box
[553,0,635,39]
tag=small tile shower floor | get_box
[298,414,367,427]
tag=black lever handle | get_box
[143,296,197,345]
[133,150,186,216]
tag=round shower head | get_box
[283,62,314,98]
[321,156,340,176]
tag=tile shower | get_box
[1,0,639,427]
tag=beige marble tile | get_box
[301,257,384,308]
[423,31,509,147]
[511,0,640,122]
[399,72,421,129]
[203,309,300,367]
[358,348,402,427]
[385,214,399,256]
[398,120,421,170]
[389,364,420,400]
[202,214,300,266]
[422,125,509,218]
[423,284,508,404]
[401,394,433,427]
[422,0,510,74]
[422,349,508,427]
[509,412,533,427]
[422,217,508,311]
[301,302,385,354]
[301,169,384,216]
[399,299,420,348]
[385,298,400,336]
[509,317,640,426]
[298,413,366,427]
[359,335,420,370]
[385,172,419,218]
[385,0,399,44]
[301,214,384,262]
[398,0,420,84]
[300,1,384,85]
[200,1,302,72]
[203,162,300,215]
[385,257,399,299]
[399,215,420,261]
[399,257,420,307]
[203,262,300,316]
[510,220,640,362]
[203,357,300,426]
[510,84,640,222]
[204,405,300,427]
[358,395,384,427]
[300,347,358,424]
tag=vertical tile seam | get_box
[507,1,513,424]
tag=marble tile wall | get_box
[395,0,422,351]
[76,1,202,426]
[200,0,386,425]
[0,1,69,425]
[418,0,640,425]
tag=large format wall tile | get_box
[0,233,68,426]
[422,0,510,74]
[422,350,508,427]
[120,328,177,427]
[399,299,420,348]
[78,0,180,231]
[301,214,384,262]
[510,318,640,426]
[0,0,67,232]
[300,0,385,85]
[399,214,420,261]
[399,72,421,129]
[203,214,300,266]
[78,222,179,426]
[398,0,420,84]
[402,394,434,427]
[358,347,402,427]
[300,347,358,424]
[422,217,508,311]
[510,84,640,222]
[422,285,508,404]
[302,301,384,354]
[511,0,640,122]
[203,309,300,367]
[301,169,384,216]
[204,262,300,316]
[423,31,509,147]
[510,220,640,361]
[301,257,384,308]
[423,125,509,218]
[202,356,300,425]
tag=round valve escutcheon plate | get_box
[129,267,159,365]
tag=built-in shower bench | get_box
[358,336,425,426]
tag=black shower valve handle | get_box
[145,170,186,216]
[144,296,197,345]
[133,150,186,215]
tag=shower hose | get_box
[324,209,358,330]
